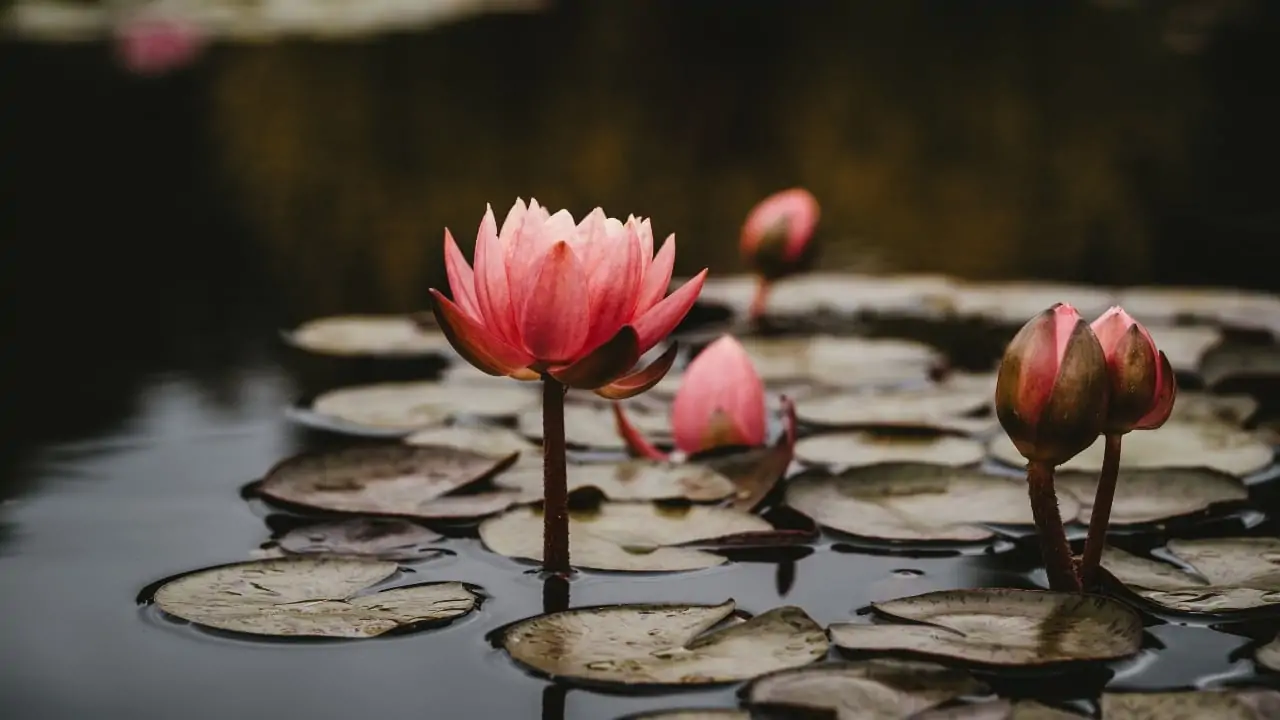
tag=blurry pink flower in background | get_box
[113,16,207,76]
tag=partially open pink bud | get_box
[1090,307,1177,433]
[614,334,767,459]
[741,188,820,282]
[995,303,1110,466]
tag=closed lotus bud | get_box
[995,303,1110,466]
[1091,307,1177,433]
[740,188,820,282]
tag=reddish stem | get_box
[542,376,570,576]
[748,278,771,324]
[1026,461,1082,592]
[1079,433,1122,590]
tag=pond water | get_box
[4,2,1280,719]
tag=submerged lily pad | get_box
[519,401,671,450]
[1055,468,1247,525]
[276,518,444,561]
[987,423,1274,477]
[495,460,736,504]
[284,314,452,357]
[257,444,520,520]
[309,380,539,433]
[828,588,1142,666]
[478,502,772,572]
[796,433,986,469]
[1147,325,1222,374]
[152,558,476,638]
[499,601,827,686]
[785,464,1055,542]
[744,659,987,719]
[738,335,943,389]
[1101,538,1280,614]
[795,384,994,434]
[1101,689,1280,719]
[404,423,541,469]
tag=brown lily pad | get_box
[950,282,1116,325]
[624,711,748,720]
[1169,392,1258,427]
[797,432,986,469]
[519,400,671,450]
[738,335,943,389]
[1101,538,1280,614]
[310,380,539,433]
[403,423,541,469]
[795,384,994,434]
[494,460,736,504]
[1256,634,1280,672]
[1200,342,1280,389]
[499,600,827,686]
[828,588,1143,666]
[284,314,453,357]
[1100,689,1280,719]
[275,518,445,561]
[1147,324,1222,374]
[1055,467,1247,526]
[257,444,520,520]
[1115,285,1280,333]
[744,659,988,719]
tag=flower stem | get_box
[1026,461,1082,592]
[1079,433,1122,590]
[542,376,570,576]
[748,278,770,324]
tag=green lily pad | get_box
[309,380,539,433]
[987,423,1274,477]
[1256,634,1280,672]
[494,460,736,504]
[1100,689,1280,719]
[1101,538,1280,614]
[284,314,452,357]
[797,433,986,469]
[478,502,772,572]
[1200,342,1280,389]
[257,444,520,520]
[275,518,444,561]
[1147,325,1222,374]
[795,384,994,434]
[1115,285,1280,333]
[519,400,671,450]
[500,600,827,686]
[738,335,943,389]
[152,558,476,638]
[785,463,1051,542]
[828,588,1142,666]
[950,282,1115,325]
[744,659,987,719]
[1055,467,1247,526]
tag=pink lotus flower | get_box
[614,335,767,459]
[1090,307,1177,433]
[430,199,708,398]
[114,17,207,76]
[740,188,820,320]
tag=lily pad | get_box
[1256,634,1280,672]
[1169,392,1258,427]
[796,433,986,468]
[1055,468,1247,526]
[1147,325,1222,374]
[494,460,736,504]
[275,518,444,561]
[1101,538,1280,614]
[738,335,943,389]
[795,384,993,434]
[257,444,520,520]
[1100,689,1280,719]
[309,380,539,433]
[1200,342,1280,389]
[828,588,1142,666]
[283,314,452,357]
[1115,285,1280,333]
[499,600,827,686]
[744,659,987,719]
[151,558,476,638]
[785,464,1055,542]
[704,443,796,512]
[987,423,1274,477]
[404,423,541,469]
[520,400,671,450]
[688,272,957,319]
[914,701,1086,719]
[478,502,772,572]
[950,282,1115,325]
[624,711,748,720]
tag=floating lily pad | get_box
[796,433,986,468]
[1101,538,1280,614]
[1169,392,1258,427]
[478,502,772,572]
[987,423,1274,477]
[308,380,539,433]
[404,423,541,469]
[1200,342,1280,389]
[275,518,445,561]
[744,659,987,719]
[1147,325,1222,374]
[257,444,520,520]
[768,273,958,318]
[1055,468,1247,526]
[499,600,827,686]
[795,384,993,434]
[829,588,1142,666]
[1116,285,1280,333]
[152,558,476,638]
[738,335,943,389]
[704,443,795,512]
[520,400,671,450]
[912,701,1086,719]
[1100,689,1280,719]
[495,460,736,504]
[624,711,748,720]
[283,314,452,357]
[1256,635,1280,672]
[785,464,1053,542]
[950,282,1115,325]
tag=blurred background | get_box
[2,0,1279,470]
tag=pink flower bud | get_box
[996,303,1110,465]
[1090,306,1177,433]
[114,17,207,76]
[740,188,820,282]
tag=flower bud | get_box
[1090,306,1177,433]
[995,303,1110,465]
[740,188,820,282]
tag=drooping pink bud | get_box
[995,303,1110,466]
[740,188,821,280]
[1090,306,1177,434]
[114,16,207,77]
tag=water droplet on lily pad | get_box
[828,588,1142,666]
[1101,538,1280,614]
[151,558,477,638]
[499,600,827,686]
